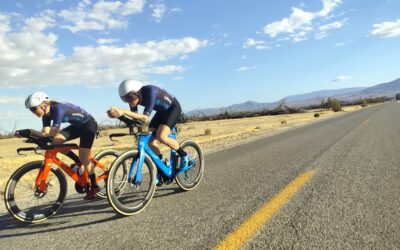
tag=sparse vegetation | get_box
[205,129,212,135]
[281,120,288,125]
[326,98,343,112]
[314,113,320,118]
[361,99,368,107]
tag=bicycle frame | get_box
[129,127,178,185]
[35,146,108,193]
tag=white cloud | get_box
[0,14,208,88]
[243,38,270,49]
[263,0,342,42]
[0,96,25,104]
[142,65,184,74]
[58,0,145,33]
[332,75,352,82]
[371,19,400,38]
[315,32,328,40]
[237,66,257,72]
[315,19,346,40]
[150,1,167,23]
[97,38,120,45]
[170,6,182,12]
[319,19,346,31]
[263,7,314,38]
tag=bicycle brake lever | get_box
[17,149,27,156]
[34,148,42,155]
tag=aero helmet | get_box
[25,92,50,108]
[118,79,142,102]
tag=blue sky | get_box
[0,0,400,133]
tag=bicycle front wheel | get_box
[93,149,123,198]
[175,140,204,191]
[4,161,67,223]
[107,150,156,216]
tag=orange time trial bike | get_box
[4,132,126,223]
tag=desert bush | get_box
[281,120,287,125]
[205,129,212,135]
[326,98,342,112]
[314,113,320,118]
[361,99,368,107]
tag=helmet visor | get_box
[121,91,137,103]
[29,106,39,112]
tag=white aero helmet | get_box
[118,79,142,102]
[25,92,50,108]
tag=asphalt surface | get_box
[1,102,399,249]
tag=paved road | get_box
[1,102,399,249]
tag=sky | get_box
[0,0,400,133]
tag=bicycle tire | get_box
[4,161,67,223]
[107,150,156,216]
[175,140,204,191]
[93,149,123,198]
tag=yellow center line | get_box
[214,170,316,250]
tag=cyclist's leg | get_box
[157,125,179,150]
[156,100,182,151]
[79,117,100,200]
[148,112,164,156]
[148,129,162,156]
[56,126,81,164]
[78,117,97,175]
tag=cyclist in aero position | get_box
[107,80,190,176]
[15,92,100,200]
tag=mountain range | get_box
[187,78,400,116]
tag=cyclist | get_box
[107,80,190,177]
[15,92,100,200]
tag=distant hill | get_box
[187,78,400,116]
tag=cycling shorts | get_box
[59,116,98,149]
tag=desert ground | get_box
[0,105,363,198]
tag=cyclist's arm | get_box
[29,127,58,137]
[123,109,149,123]
[107,107,149,123]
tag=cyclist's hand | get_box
[14,131,21,138]
[15,129,31,138]
[107,107,123,118]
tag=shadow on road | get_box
[0,196,123,238]
[0,185,183,238]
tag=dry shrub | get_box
[205,129,212,135]
[281,120,287,125]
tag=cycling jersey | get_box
[130,85,175,116]
[42,102,91,128]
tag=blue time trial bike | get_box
[106,115,204,216]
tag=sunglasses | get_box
[122,92,138,102]
[29,106,39,112]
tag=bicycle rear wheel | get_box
[93,149,124,198]
[107,150,156,216]
[175,140,204,191]
[4,161,67,223]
